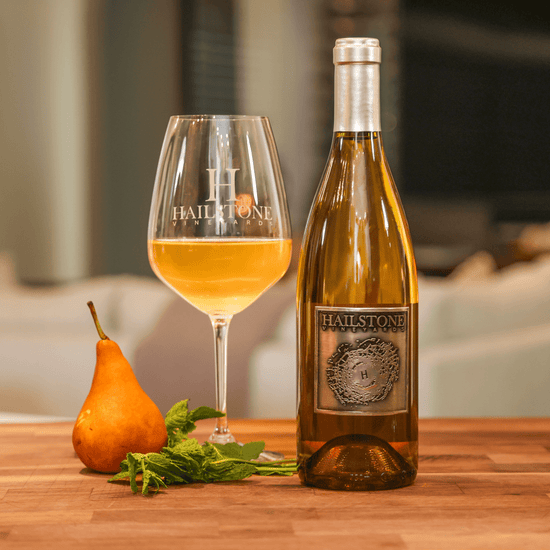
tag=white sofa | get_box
[0,254,175,419]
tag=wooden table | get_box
[1,418,550,549]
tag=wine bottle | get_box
[296,37,418,491]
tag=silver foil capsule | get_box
[333,37,381,132]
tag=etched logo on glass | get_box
[172,168,273,227]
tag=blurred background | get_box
[1,0,549,421]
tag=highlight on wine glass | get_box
[147,115,292,445]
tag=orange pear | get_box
[72,302,167,473]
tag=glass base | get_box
[208,430,236,444]
[256,450,285,462]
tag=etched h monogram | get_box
[206,168,239,202]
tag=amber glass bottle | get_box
[296,37,418,490]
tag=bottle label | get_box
[314,306,409,415]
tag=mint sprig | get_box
[164,399,224,447]
[109,400,297,495]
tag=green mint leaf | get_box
[165,439,206,475]
[126,453,146,494]
[211,442,244,459]
[210,462,257,482]
[254,463,298,476]
[141,469,154,495]
[211,441,265,461]
[165,400,225,446]
[109,470,130,482]
[164,400,190,446]
[200,444,257,482]
[141,466,166,495]
[143,453,186,485]
[239,441,265,461]
[189,405,225,423]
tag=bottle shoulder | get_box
[298,134,418,305]
[303,137,412,255]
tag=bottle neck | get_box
[333,63,381,132]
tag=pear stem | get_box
[87,301,110,340]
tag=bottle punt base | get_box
[298,433,417,491]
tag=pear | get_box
[72,301,167,473]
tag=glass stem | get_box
[209,315,235,443]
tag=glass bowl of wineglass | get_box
[147,115,292,449]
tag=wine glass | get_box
[147,115,292,446]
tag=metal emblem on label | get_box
[315,306,409,415]
[327,337,400,406]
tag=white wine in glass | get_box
[149,239,292,316]
[148,115,292,446]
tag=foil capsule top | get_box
[333,37,382,64]
[333,37,381,132]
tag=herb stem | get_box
[212,457,297,467]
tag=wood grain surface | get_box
[1,418,549,549]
